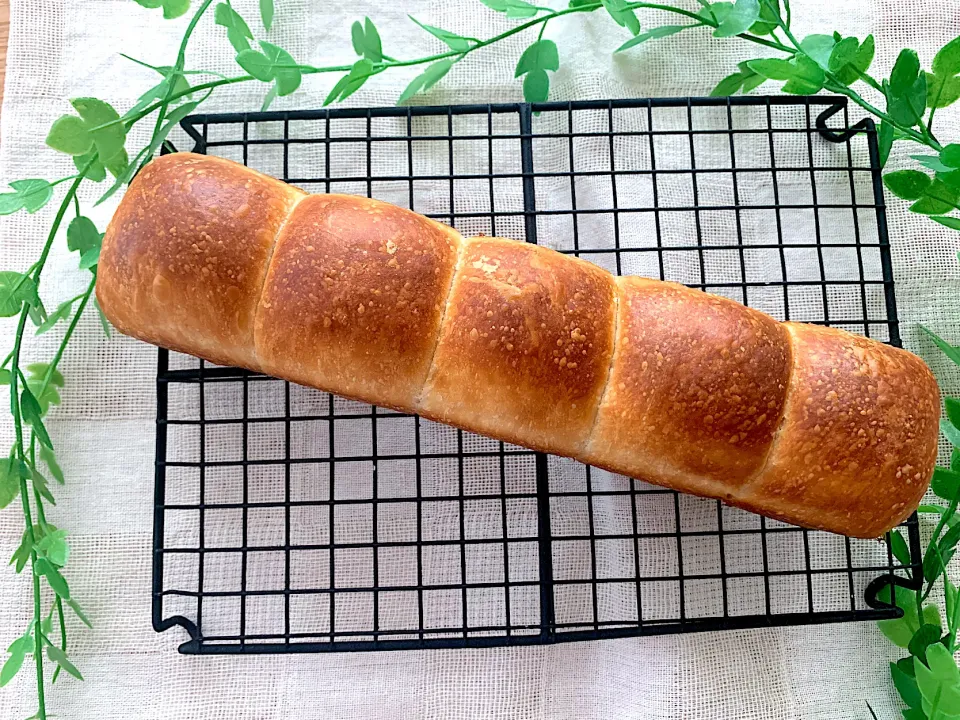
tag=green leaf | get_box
[914,154,955,173]
[891,49,921,96]
[481,0,540,20]
[910,623,944,663]
[800,34,835,70]
[947,397,960,429]
[921,326,960,367]
[9,530,31,573]
[884,170,932,200]
[892,661,923,709]
[891,530,911,566]
[0,643,26,688]
[160,0,190,19]
[351,20,364,55]
[67,216,101,255]
[36,529,69,567]
[522,68,550,103]
[927,641,960,682]
[889,81,928,127]
[888,54,927,127]
[911,179,958,215]
[933,36,960,77]
[0,271,40,318]
[260,85,278,112]
[828,37,859,73]
[926,71,960,110]
[878,584,921,648]
[747,0,780,35]
[934,216,960,231]
[214,2,253,53]
[325,58,377,106]
[261,41,301,96]
[409,16,471,52]
[45,115,93,156]
[40,445,63,484]
[712,0,759,37]
[948,580,960,633]
[0,369,8,384]
[67,598,92,629]
[833,34,875,85]
[104,148,129,180]
[362,18,383,63]
[924,522,960,584]
[71,98,126,164]
[601,0,640,35]
[0,456,21,510]
[21,387,53,449]
[933,467,960,501]
[94,298,111,337]
[616,25,692,53]
[902,708,926,720]
[35,557,70,599]
[782,55,826,95]
[515,39,559,76]
[942,145,960,169]
[397,59,452,105]
[711,70,749,97]
[236,49,275,82]
[74,150,106,183]
[31,467,56,506]
[747,57,797,81]
[259,0,274,30]
[9,180,52,214]
[79,247,101,270]
[45,645,82,681]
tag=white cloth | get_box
[1,0,958,718]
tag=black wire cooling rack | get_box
[153,96,921,654]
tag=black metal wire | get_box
[153,96,917,655]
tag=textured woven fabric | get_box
[0,0,958,718]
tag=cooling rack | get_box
[153,95,918,653]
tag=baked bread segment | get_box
[741,323,941,538]
[254,194,463,413]
[418,237,618,457]
[97,152,943,538]
[97,153,302,369]
[583,276,791,499]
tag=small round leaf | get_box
[883,170,931,200]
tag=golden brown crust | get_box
[418,237,617,456]
[744,323,941,538]
[254,194,462,413]
[583,277,791,498]
[99,152,943,538]
[97,152,302,369]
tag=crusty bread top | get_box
[97,153,302,369]
[584,276,791,499]
[745,322,941,537]
[419,237,617,457]
[96,152,943,538]
[255,194,462,413]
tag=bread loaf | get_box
[97,152,942,538]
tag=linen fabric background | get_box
[0,0,958,718]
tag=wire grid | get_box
[153,96,920,654]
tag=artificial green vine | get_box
[1,0,959,717]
